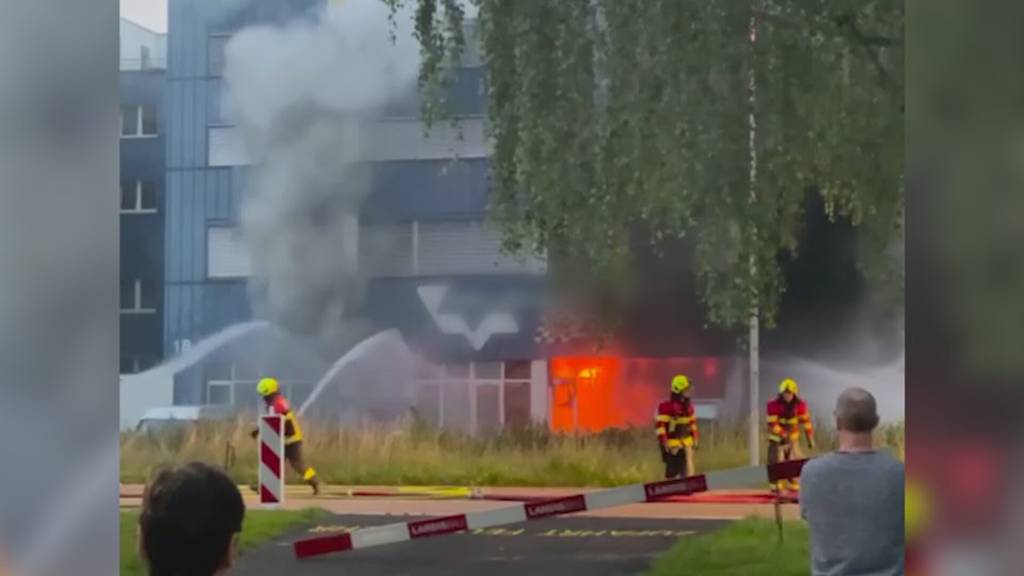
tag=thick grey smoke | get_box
[222,0,420,341]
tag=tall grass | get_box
[120,416,905,487]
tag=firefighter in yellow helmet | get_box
[655,374,700,478]
[250,377,321,495]
[766,378,815,492]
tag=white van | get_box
[134,405,237,433]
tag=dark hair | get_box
[140,462,245,576]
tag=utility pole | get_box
[747,11,760,467]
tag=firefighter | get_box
[655,374,700,479]
[766,378,815,492]
[250,377,322,495]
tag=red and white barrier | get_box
[259,415,285,507]
[293,457,808,559]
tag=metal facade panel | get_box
[182,81,197,166]
[417,221,545,276]
[165,81,182,168]
[190,172,207,280]
[164,81,210,170]
[208,78,225,124]
[201,281,252,335]
[360,223,414,277]
[204,118,488,167]
[366,118,488,161]
[167,169,227,283]
[383,66,486,118]
[204,168,234,222]
[165,281,251,351]
[164,170,182,282]
[361,158,489,224]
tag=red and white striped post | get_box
[259,414,285,508]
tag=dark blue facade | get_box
[366,275,543,363]
[120,69,166,373]
[361,158,490,224]
[164,0,539,404]
[164,0,309,360]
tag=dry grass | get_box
[120,416,905,487]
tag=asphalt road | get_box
[235,514,729,576]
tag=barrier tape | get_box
[293,457,809,559]
[259,415,285,508]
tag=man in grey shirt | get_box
[801,387,905,576]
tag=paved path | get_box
[233,514,730,576]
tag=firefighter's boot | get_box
[304,467,321,496]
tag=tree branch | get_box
[835,13,902,97]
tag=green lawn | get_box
[647,518,810,576]
[120,508,323,576]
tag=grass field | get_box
[120,508,323,576]
[120,417,904,486]
[647,518,810,576]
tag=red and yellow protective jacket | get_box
[766,395,813,444]
[655,397,699,449]
[266,394,304,445]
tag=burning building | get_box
[152,0,746,433]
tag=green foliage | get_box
[646,517,810,576]
[384,0,904,332]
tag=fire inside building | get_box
[121,0,893,434]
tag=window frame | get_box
[120,279,157,315]
[207,33,231,78]
[120,180,158,214]
[120,105,158,139]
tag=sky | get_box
[120,0,168,33]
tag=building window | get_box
[121,105,158,137]
[120,180,158,214]
[120,279,157,314]
[504,360,531,380]
[503,381,531,427]
[207,227,252,278]
[207,126,248,167]
[207,381,234,405]
[445,363,470,379]
[208,34,230,77]
[473,362,501,380]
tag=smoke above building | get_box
[222,0,420,342]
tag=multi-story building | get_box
[119,18,166,374]
[155,0,738,434]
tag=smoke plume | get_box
[222,0,420,341]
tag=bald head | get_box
[835,387,880,433]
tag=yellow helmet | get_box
[257,377,280,398]
[779,378,799,395]
[671,374,691,394]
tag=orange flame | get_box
[549,356,724,433]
